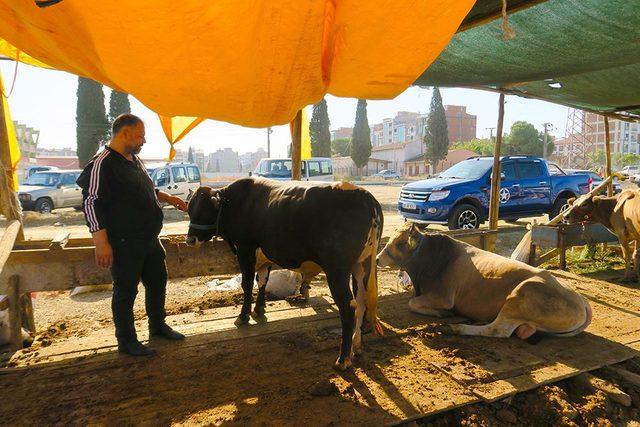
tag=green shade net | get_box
[417,0,640,118]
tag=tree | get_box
[187,146,195,163]
[309,98,331,157]
[423,87,449,172]
[76,77,109,168]
[331,138,351,157]
[108,90,131,122]
[503,121,554,156]
[350,99,372,176]
[452,138,496,156]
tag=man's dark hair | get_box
[112,114,143,136]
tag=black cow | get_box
[186,178,384,370]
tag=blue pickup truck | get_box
[398,156,591,230]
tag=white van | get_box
[147,162,201,200]
[253,157,333,181]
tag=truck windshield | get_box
[25,172,61,187]
[439,158,493,179]
[255,159,305,178]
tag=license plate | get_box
[402,202,416,210]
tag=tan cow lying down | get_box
[568,190,640,283]
[377,223,592,339]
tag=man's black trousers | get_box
[110,237,167,341]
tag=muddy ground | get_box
[2,183,640,425]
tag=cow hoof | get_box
[333,357,353,372]
[251,310,267,323]
[234,314,250,326]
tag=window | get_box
[546,163,565,176]
[308,161,321,177]
[154,168,169,186]
[61,173,76,185]
[320,161,332,175]
[501,163,517,180]
[516,161,543,179]
[172,167,187,183]
[187,166,201,183]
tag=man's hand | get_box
[92,229,113,268]
[157,191,188,212]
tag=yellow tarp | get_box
[301,107,311,160]
[159,116,205,160]
[0,69,20,190]
[0,0,474,128]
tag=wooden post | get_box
[488,93,506,230]
[8,275,22,350]
[604,116,613,196]
[291,110,302,181]
[0,87,25,240]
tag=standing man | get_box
[77,114,187,356]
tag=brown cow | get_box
[568,189,640,283]
[377,223,592,339]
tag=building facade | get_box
[207,147,241,173]
[445,105,477,143]
[14,122,39,159]
[330,127,353,141]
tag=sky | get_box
[1,62,569,159]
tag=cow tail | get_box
[366,205,384,336]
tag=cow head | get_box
[565,196,605,224]
[376,222,423,268]
[186,187,222,246]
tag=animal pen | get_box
[1,0,640,424]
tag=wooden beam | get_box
[604,116,613,196]
[488,93,506,231]
[8,275,22,350]
[0,238,239,293]
[291,110,302,181]
[49,232,71,250]
[0,219,20,275]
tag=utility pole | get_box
[266,127,273,158]
[542,122,552,160]
[486,127,496,142]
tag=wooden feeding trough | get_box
[528,223,619,269]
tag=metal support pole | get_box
[488,93,505,231]
[291,111,302,181]
[604,116,613,196]
[267,127,272,158]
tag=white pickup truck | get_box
[18,170,83,213]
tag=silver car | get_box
[18,170,83,213]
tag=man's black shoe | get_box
[149,323,185,341]
[118,339,156,357]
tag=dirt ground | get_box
[2,183,640,425]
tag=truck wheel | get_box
[35,198,53,214]
[551,197,571,221]
[448,204,480,230]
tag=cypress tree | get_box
[423,88,449,172]
[76,77,109,168]
[350,99,372,176]
[310,98,331,157]
[108,90,131,122]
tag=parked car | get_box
[253,157,333,181]
[373,169,401,180]
[619,165,640,178]
[147,162,201,200]
[631,173,640,185]
[398,156,591,230]
[564,169,622,193]
[18,170,82,213]
[18,165,59,184]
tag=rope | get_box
[501,0,516,40]
[0,51,20,99]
